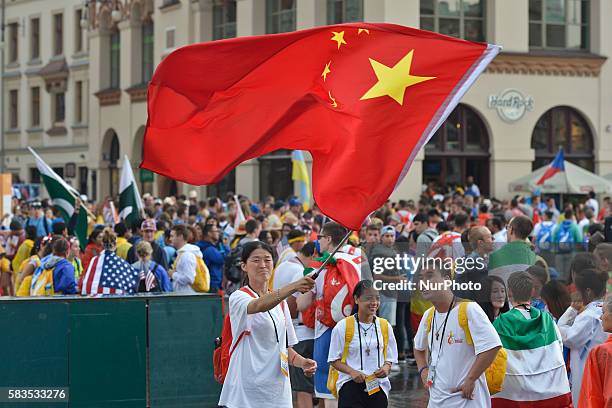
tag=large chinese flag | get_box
[142,23,500,230]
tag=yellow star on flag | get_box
[331,31,347,50]
[321,61,331,82]
[358,28,370,35]
[360,50,436,106]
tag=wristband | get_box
[418,366,429,376]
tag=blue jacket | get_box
[196,240,227,292]
[25,216,52,238]
[42,255,77,295]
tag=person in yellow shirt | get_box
[15,236,53,297]
[11,226,37,283]
[0,247,11,296]
[114,222,132,260]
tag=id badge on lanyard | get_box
[280,351,289,377]
[365,374,381,395]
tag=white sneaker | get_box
[390,364,401,373]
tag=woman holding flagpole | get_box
[218,241,317,408]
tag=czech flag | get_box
[536,148,565,186]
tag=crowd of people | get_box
[1,185,612,407]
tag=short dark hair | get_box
[321,222,348,246]
[509,215,533,239]
[52,222,67,236]
[575,268,607,300]
[454,213,468,228]
[245,219,260,234]
[543,210,554,220]
[366,224,381,232]
[489,217,504,231]
[287,229,306,241]
[52,237,69,256]
[172,224,190,241]
[412,212,429,224]
[526,265,549,286]
[564,209,573,219]
[114,222,128,237]
[25,225,38,240]
[300,241,316,257]
[507,271,534,303]
[203,223,217,237]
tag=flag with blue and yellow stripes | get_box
[292,150,311,211]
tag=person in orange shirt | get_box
[579,295,612,408]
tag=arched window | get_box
[531,106,593,171]
[423,104,490,194]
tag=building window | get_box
[327,0,363,24]
[31,87,40,128]
[54,13,64,56]
[529,0,588,50]
[531,106,593,171]
[31,18,40,60]
[266,0,295,34]
[9,90,18,129]
[423,104,490,194]
[142,20,154,83]
[9,23,18,63]
[54,92,65,123]
[75,9,84,53]
[420,0,485,42]
[110,29,121,88]
[75,81,83,123]
[165,28,175,49]
[213,0,237,40]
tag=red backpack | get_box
[213,287,287,384]
[213,287,256,384]
[313,253,362,329]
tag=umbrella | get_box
[604,173,612,182]
[509,161,612,194]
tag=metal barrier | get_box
[0,294,223,408]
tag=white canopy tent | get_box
[509,161,612,194]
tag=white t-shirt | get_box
[585,198,599,215]
[328,316,398,396]
[218,289,298,408]
[493,229,507,243]
[414,302,502,408]
[273,258,315,341]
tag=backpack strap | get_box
[379,317,390,361]
[458,301,474,346]
[341,316,355,363]
[229,287,258,355]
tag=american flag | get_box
[139,267,157,292]
[81,250,139,295]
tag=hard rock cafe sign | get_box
[488,89,534,122]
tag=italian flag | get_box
[492,308,573,408]
[29,147,89,248]
[118,155,143,228]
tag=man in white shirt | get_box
[586,191,599,215]
[273,242,316,408]
[414,263,502,407]
[169,224,202,293]
[275,229,306,268]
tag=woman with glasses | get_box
[328,280,398,408]
[218,241,318,408]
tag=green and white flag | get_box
[118,155,143,228]
[492,307,572,407]
[28,147,88,248]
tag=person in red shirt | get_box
[579,295,612,408]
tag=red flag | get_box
[142,23,499,230]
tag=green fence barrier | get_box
[0,294,223,408]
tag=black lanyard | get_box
[248,285,285,345]
[355,314,381,370]
[429,296,455,365]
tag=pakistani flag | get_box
[492,308,572,407]
[118,155,143,228]
[29,147,88,248]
